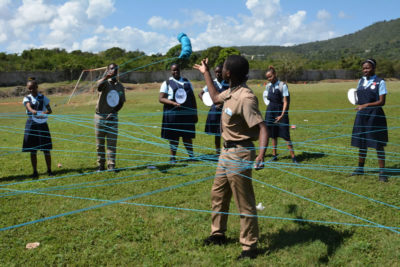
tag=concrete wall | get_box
[0,70,79,86]
[0,69,360,86]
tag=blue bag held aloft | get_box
[177,33,192,59]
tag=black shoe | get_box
[47,170,54,176]
[292,157,298,164]
[97,166,105,172]
[203,235,227,246]
[379,171,388,182]
[269,155,278,162]
[32,171,39,179]
[237,249,257,260]
[350,167,364,176]
[108,164,119,173]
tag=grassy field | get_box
[0,80,399,266]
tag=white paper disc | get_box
[263,90,270,106]
[175,88,187,104]
[32,111,48,124]
[107,90,120,108]
[347,88,358,105]
[202,91,213,107]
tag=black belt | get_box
[223,140,252,149]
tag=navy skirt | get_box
[204,105,222,135]
[161,106,196,140]
[351,107,388,149]
[265,102,290,140]
[22,119,53,152]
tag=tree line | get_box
[0,45,398,82]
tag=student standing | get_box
[95,63,125,172]
[198,65,229,154]
[22,78,53,178]
[264,66,297,163]
[350,58,388,182]
[159,63,198,163]
[194,56,268,260]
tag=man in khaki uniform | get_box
[194,55,267,260]
[95,63,125,171]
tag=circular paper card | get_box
[263,90,270,106]
[107,90,120,108]
[32,111,48,124]
[347,88,358,105]
[202,92,213,107]
[175,88,187,104]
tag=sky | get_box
[0,0,399,55]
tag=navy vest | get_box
[215,80,229,93]
[26,94,44,116]
[356,77,382,105]
[267,82,287,104]
[167,78,194,108]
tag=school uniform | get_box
[95,79,126,168]
[211,84,263,250]
[160,77,197,140]
[264,80,291,140]
[203,79,229,135]
[351,75,388,149]
[22,93,52,153]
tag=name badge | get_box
[224,107,232,116]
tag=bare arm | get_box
[193,59,223,104]
[275,96,288,122]
[44,104,52,115]
[356,95,386,111]
[25,102,37,115]
[96,70,114,91]
[158,92,180,107]
[255,122,268,170]
[198,90,204,100]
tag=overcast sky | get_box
[0,0,398,54]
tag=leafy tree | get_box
[215,47,240,66]
[165,44,181,58]
[340,55,362,71]
[200,46,223,67]
[273,53,305,82]
[101,47,126,61]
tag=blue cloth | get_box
[177,33,192,59]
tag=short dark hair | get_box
[27,79,38,87]
[108,63,118,70]
[266,65,276,75]
[224,55,249,82]
[215,64,223,70]
[362,58,377,69]
[170,63,180,69]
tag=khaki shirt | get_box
[216,85,264,141]
[96,80,126,115]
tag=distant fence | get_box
[0,69,363,86]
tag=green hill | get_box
[235,18,400,61]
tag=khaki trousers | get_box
[95,113,118,167]
[211,143,259,250]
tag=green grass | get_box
[0,80,400,266]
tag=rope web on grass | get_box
[0,54,399,236]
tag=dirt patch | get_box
[0,101,20,106]
[122,82,161,91]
